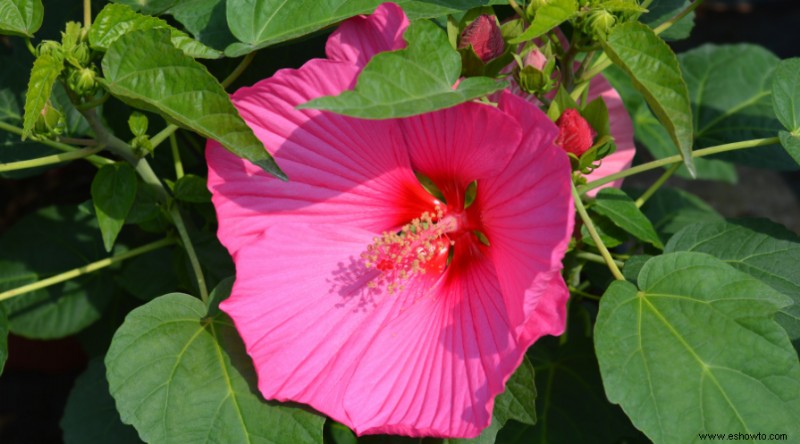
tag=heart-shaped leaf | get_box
[105,292,325,443]
[595,252,800,443]
[302,20,506,118]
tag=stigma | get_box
[362,206,454,293]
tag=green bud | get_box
[68,67,97,96]
[515,65,550,95]
[36,40,62,58]
[586,10,616,38]
[61,21,84,53]
[68,43,91,66]
[34,101,65,137]
[128,113,149,137]
[131,135,153,154]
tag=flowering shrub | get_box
[1,0,799,443]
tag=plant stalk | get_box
[0,145,105,172]
[0,120,113,167]
[580,137,779,194]
[80,108,209,302]
[572,182,625,280]
[635,162,681,208]
[0,238,174,302]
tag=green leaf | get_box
[681,44,790,170]
[634,186,723,239]
[115,248,179,301]
[101,28,285,179]
[632,103,737,182]
[772,58,800,132]
[326,421,357,444]
[0,304,7,376]
[22,53,63,138]
[603,61,737,182]
[224,0,381,56]
[222,0,508,55]
[92,163,138,252]
[595,252,800,443]
[90,3,222,59]
[640,0,695,41]
[592,188,663,248]
[173,174,212,203]
[105,293,325,443]
[0,206,113,339]
[580,212,628,249]
[455,356,536,444]
[509,0,577,43]
[0,0,43,37]
[602,22,694,176]
[166,0,236,50]
[61,357,142,444]
[665,219,800,340]
[528,326,646,443]
[401,0,506,20]
[779,131,800,167]
[302,20,506,119]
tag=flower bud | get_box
[37,40,62,58]
[68,67,97,96]
[585,10,616,38]
[34,101,64,137]
[513,48,556,95]
[555,109,596,156]
[68,43,91,66]
[458,15,504,63]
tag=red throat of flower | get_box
[458,15,505,63]
[555,109,596,156]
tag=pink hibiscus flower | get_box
[206,3,574,438]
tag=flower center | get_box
[362,206,457,293]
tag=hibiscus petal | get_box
[475,92,573,336]
[402,102,523,205]
[343,246,524,438]
[326,2,409,67]
[220,223,438,428]
[207,58,436,254]
[583,74,636,196]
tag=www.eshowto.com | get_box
[697,432,789,441]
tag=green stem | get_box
[221,52,256,89]
[0,144,105,172]
[635,162,680,208]
[170,133,184,179]
[0,238,174,302]
[569,286,601,301]
[581,137,779,193]
[75,92,110,111]
[150,124,179,150]
[0,120,112,167]
[58,137,97,146]
[170,206,208,303]
[25,38,36,56]
[653,1,703,35]
[576,251,624,268]
[572,182,625,281]
[508,0,526,22]
[84,0,92,27]
[80,108,208,302]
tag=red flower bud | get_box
[555,109,596,156]
[458,15,504,63]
